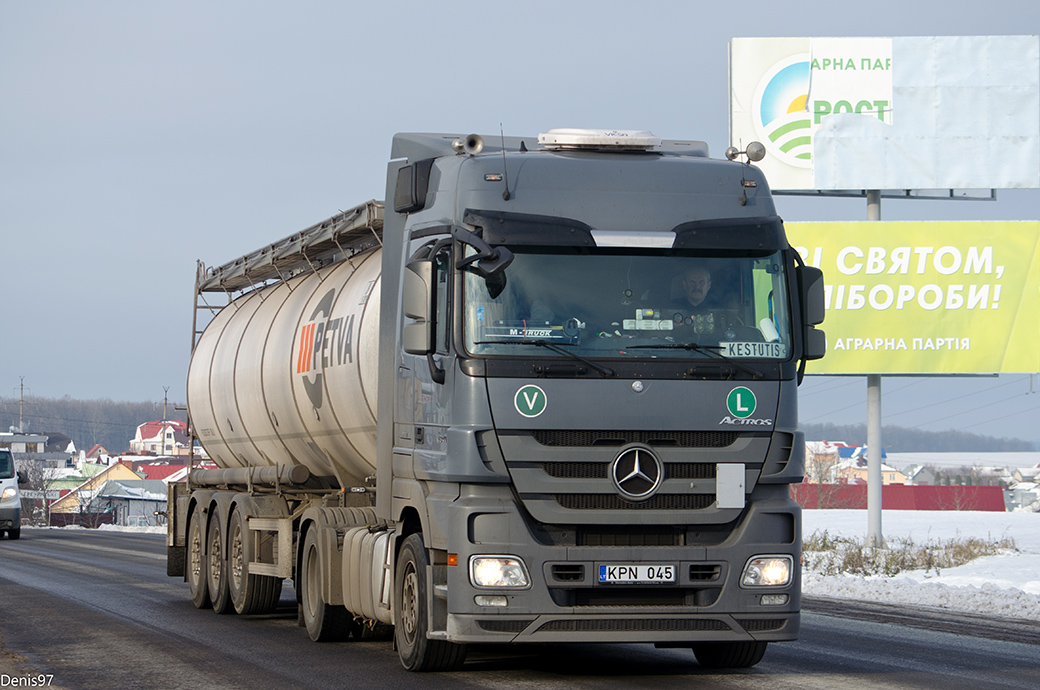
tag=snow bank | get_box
[803,510,1040,620]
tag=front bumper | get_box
[0,505,20,530]
[430,483,801,645]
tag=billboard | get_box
[787,221,1040,374]
[730,36,1040,191]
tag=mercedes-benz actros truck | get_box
[167,128,826,671]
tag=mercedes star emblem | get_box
[611,447,664,500]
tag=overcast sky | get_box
[2,1,1039,442]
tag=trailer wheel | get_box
[394,533,467,672]
[300,528,354,641]
[228,507,282,615]
[187,509,211,609]
[692,641,768,668]
[207,512,233,614]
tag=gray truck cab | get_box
[378,130,825,667]
[0,449,23,539]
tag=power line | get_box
[882,376,1026,420]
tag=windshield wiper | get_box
[475,339,616,378]
[627,342,763,379]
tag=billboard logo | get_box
[751,54,812,169]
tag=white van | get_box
[0,448,21,540]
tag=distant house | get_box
[134,461,187,482]
[833,458,906,485]
[904,465,937,486]
[86,444,111,460]
[971,466,1014,487]
[1013,466,1040,483]
[0,432,48,454]
[129,420,190,456]
[49,461,142,514]
[88,479,168,527]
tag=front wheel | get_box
[393,533,466,672]
[692,641,768,668]
[300,528,355,641]
[7,526,19,540]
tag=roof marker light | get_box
[538,128,661,151]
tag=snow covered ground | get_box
[803,510,1040,620]
[33,510,1040,621]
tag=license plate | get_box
[598,564,675,584]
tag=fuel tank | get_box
[187,249,381,487]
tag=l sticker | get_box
[727,386,756,418]
[514,384,547,418]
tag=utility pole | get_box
[18,376,25,433]
[866,191,884,549]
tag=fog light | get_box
[474,595,508,607]
[469,555,530,589]
[761,594,789,606]
[741,555,793,587]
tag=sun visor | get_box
[672,216,788,251]
[463,209,596,247]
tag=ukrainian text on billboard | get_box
[787,221,1040,374]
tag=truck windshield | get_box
[463,247,793,362]
[0,450,13,479]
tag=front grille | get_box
[537,619,730,633]
[739,619,787,633]
[530,430,739,448]
[477,619,535,633]
[542,462,608,479]
[553,494,715,511]
[540,461,716,480]
[577,526,684,547]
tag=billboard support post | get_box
[866,190,885,548]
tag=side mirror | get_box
[797,266,827,361]
[17,470,27,486]
[402,259,433,355]
[798,266,825,326]
[803,326,827,361]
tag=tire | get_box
[187,509,211,609]
[207,511,233,614]
[7,527,19,540]
[227,508,282,615]
[394,533,467,672]
[300,528,354,641]
[692,641,768,668]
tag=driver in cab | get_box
[676,265,717,311]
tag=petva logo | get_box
[295,289,355,409]
[752,54,812,169]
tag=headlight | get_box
[469,555,530,589]
[1,487,16,500]
[741,555,793,588]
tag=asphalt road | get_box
[1,529,1037,690]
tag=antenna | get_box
[500,124,511,201]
